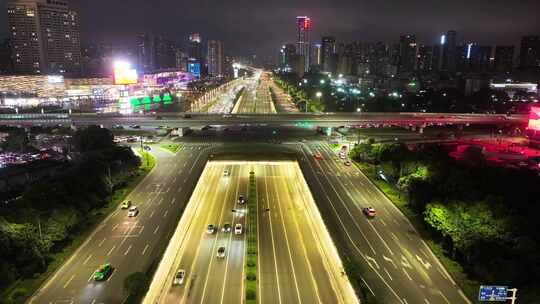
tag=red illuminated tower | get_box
[296,16,311,72]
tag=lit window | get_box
[26,10,34,16]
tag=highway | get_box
[232,71,276,114]
[0,112,525,128]
[297,141,471,304]
[145,160,357,304]
[28,144,213,304]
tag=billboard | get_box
[528,106,540,131]
[113,61,138,85]
[188,62,201,78]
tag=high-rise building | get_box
[311,43,322,68]
[441,30,457,72]
[0,39,14,74]
[296,16,311,72]
[321,36,336,73]
[398,34,417,74]
[417,45,434,71]
[336,43,354,76]
[494,45,515,73]
[137,33,177,72]
[519,35,540,69]
[188,33,202,61]
[7,0,81,75]
[207,40,223,77]
[279,43,296,69]
[462,43,492,73]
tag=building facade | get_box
[7,0,81,75]
[320,36,336,74]
[207,40,223,77]
[296,16,311,72]
[398,34,417,74]
[519,35,540,69]
[137,33,177,72]
[494,45,515,73]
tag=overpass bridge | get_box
[0,112,527,130]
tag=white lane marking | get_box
[149,210,155,218]
[83,254,92,265]
[63,275,75,289]
[401,255,413,269]
[87,272,94,282]
[177,186,183,193]
[90,299,96,304]
[172,176,177,183]
[365,254,380,270]
[390,232,399,242]
[366,220,395,256]
[171,198,176,205]
[384,267,393,281]
[98,238,106,247]
[263,170,283,304]
[458,290,470,303]
[403,298,409,304]
[124,244,132,255]
[439,291,451,304]
[383,255,397,269]
[107,245,116,256]
[142,244,149,255]
[153,225,159,234]
[415,254,432,269]
[157,197,164,205]
[139,225,144,234]
[111,223,119,231]
[106,270,115,282]
[166,187,171,193]
[402,267,413,281]
[360,277,376,296]
[424,299,430,304]
[163,210,168,218]
[379,219,387,226]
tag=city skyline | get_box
[1,0,539,59]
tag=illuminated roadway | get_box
[0,112,525,128]
[297,141,471,304]
[232,71,277,114]
[28,144,213,304]
[145,161,357,304]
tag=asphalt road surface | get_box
[29,144,213,304]
[146,161,357,304]
[233,74,276,114]
[297,141,471,304]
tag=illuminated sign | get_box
[528,106,540,131]
[466,43,473,59]
[113,61,138,85]
[188,62,201,78]
[47,75,64,84]
[478,286,508,302]
[297,16,311,30]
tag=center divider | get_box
[245,170,258,303]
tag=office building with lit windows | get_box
[6,0,81,75]
[296,16,311,72]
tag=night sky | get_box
[1,0,539,58]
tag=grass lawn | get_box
[160,143,180,154]
[354,160,479,303]
[1,152,156,303]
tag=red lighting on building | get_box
[297,16,311,30]
[528,106,540,131]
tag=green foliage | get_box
[1,129,30,152]
[424,201,510,254]
[72,125,114,152]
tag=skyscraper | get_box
[441,30,457,72]
[398,34,417,74]
[188,33,202,62]
[137,33,177,72]
[321,36,336,73]
[519,35,540,69]
[279,43,296,69]
[494,45,515,73]
[417,45,434,71]
[296,16,311,72]
[207,40,223,77]
[7,0,81,74]
[311,43,322,68]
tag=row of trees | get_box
[273,74,325,112]
[0,127,140,297]
[350,142,540,296]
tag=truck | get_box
[171,127,192,137]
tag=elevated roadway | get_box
[0,112,527,129]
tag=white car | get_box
[207,224,216,234]
[234,224,243,235]
[127,206,139,217]
[217,246,226,258]
[173,270,185,285]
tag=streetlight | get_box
[320,79,325,84]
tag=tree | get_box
[72,126,114,153]
[2,129,30,152]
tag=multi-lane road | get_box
[297,141,471,304]
[145,161,357,304]
[232,72,276,114]
[29,144,213,304]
